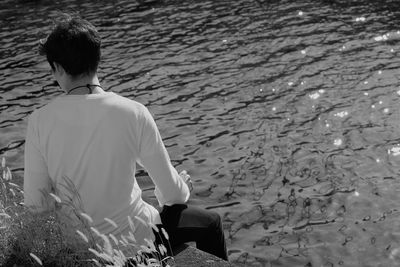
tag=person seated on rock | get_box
[24,13,228,262]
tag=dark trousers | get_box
[157,204,228,261]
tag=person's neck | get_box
[63,75,104,95]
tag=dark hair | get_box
[39,14,101,77]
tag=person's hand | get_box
[179,170,193,192]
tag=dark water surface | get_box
[3,0,400,266]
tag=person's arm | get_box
[138,106,190,207]
[24,112,53,213]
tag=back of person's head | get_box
[39,13,101,77]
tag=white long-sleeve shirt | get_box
[24,91,190,254]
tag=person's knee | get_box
[207,210,222,229]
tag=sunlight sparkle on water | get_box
[390,247,400,260]
[354,191,360,197]
[378,70,382,74]
[384,108,389,113]
[298,11,304,16]
[355,17,366,22]
[301,49,306,54]
[374,34,389,41]
[309,92,320,99]
[388,145,400,156]
[334,138,343,146]
[288,82,294,86]
[334,111,349,118]
[364,92,369,96]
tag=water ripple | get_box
[3,0,400,265]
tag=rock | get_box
[173,244,231,267]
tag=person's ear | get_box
[53,62,65,75]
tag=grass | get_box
[0,157,174,267]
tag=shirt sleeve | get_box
[23,112,53,212]
[138,106,190,207]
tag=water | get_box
[2,0,400,265]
